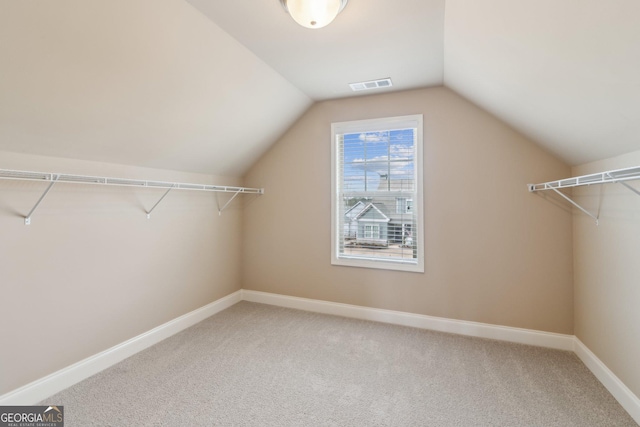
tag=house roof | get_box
[353,203,390,223]
[345,201,367,220]
[1,1,638,175]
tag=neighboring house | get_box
[344,200,367,238]
[344,177,415,247]
[345,202,391,246]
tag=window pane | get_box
[333,115,423,272]
[337,128,417,263]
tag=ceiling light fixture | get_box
[279,0,349,29]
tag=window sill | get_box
[331,255,424,273]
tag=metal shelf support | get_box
[25,175,59,225]
[146,185,175,219]
[218,190,241,215]
[550,187,599,225]
[617,181,640,197]
[528,165,640,224]
[0,168,264,224]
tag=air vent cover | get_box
[349,78,393,92]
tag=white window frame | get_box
[331,114,424,273]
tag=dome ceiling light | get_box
[279,0,349,29]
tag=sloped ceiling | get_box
[444,0,640,166]
[186,0,445,100]
[0,0,638,176]
[0,0,311,176]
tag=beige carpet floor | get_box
[42,301,637,426]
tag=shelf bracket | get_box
[146,185,174,219]
[218,190,242,215]
[25,175,59,225]
[619,181,640,196]
[528,165,640,226]
[549,187,599,225]
[0,168,264,224]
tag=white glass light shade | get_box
[285,0,343,29]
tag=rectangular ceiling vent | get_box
[349,78,393,92]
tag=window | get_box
[396,197,413,214]
[364,225,380,239]
[331,115,424,272]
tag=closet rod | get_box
[0,168,263,224]
[528,165,640,225]
[528,165,640,192]
[0,168,263,194]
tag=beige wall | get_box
[573,149,640,398]
[242,87,574,334]
[0,151,243,395]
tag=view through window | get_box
[331,115,424,272]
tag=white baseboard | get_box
[240,290,574,351]
[0,290,242,405]
[573,338,640,425]
[3,287,638,426]
[242,290,640,423]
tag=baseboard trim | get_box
[0,290,242,405]
[4,288,638,426]
[242,290,640,423]
[240,290,574,351]
[573,338,640,425]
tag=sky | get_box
[341,128,415,192]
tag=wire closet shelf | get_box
[0,168,264,225]
[528,165,640,225]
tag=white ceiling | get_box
[0,0,638,175]
[0,0,311,176]
[444,0,640,166]
[186,0,445,100]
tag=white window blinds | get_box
[331,115,424,272]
